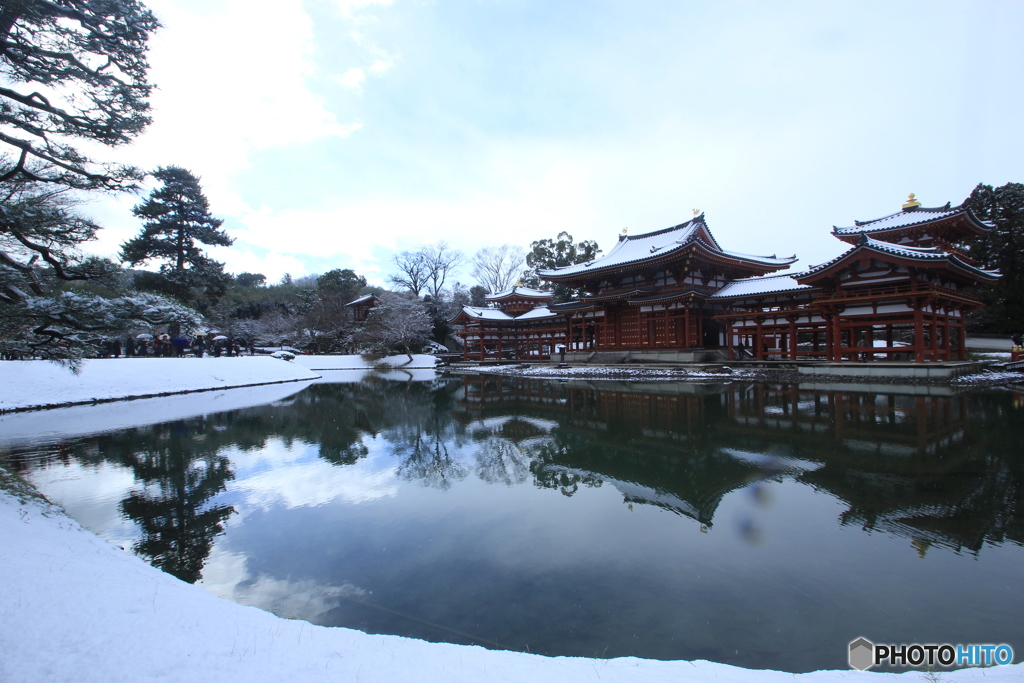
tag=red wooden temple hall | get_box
[711,195,998,362]
[449,285,567,360]
[540,212,796,352]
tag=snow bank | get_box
[0,357,320,413]
[0,382,310,449]
[292,353,437,371]
[1,491,1021,682]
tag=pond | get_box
[5,373,1024,673]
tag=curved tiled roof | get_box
[450,305,558,324]
[832,203,993,237]
[800,236,1000,283]
[539,215,795,280]
[486,285,553,300]
[708,273,813,299]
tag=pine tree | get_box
[121,167,234,308]
[0,0,159,190]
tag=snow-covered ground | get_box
[0,356,319,412]
[0,381,312,449]
[3,490,1022,683]
[0,354,438,413]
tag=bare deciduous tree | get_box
[390,250,428,296]
[471,244,525,293]
[422,241,465,299]
[358,292,432,359]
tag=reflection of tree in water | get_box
[393,428,468,490]
[381,378,469,490]
[119,438,235,583]
[473,437,531,486]
[527,434,602,497]
[61,418,238,583]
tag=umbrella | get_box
[213,335,229,341]
[136,333,153,339]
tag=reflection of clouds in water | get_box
[227,438,400,510]
[23,460,141,548]
[200,546,366,624]
[232,458,399,510]
[219,437,319,475]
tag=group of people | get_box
[97,334,247,359]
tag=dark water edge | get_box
[6,376,1024,673]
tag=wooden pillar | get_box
[957,321,967,361]
[913,302,925,363]
[832,314,843,362]
[929,312,939,362]
[756,319,764,360]
[789,318,798,360]
[942,313,952,361]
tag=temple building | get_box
[711,196,998,362]
[449,195,999,363]
[539,213,796,353]
[449,285,566,360]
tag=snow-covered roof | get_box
[454,305,558,322]
[708,274,813,299]
[801,235,1000,281]
[457,306,514,321]
[486,285,553,300]
[832,203,993,237]
[515,306,557,320]
[539,215,795,280]
[345,294,378,306]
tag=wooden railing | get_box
[814,282,982,307]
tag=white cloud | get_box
[335,0,394,19]
[128,0,359,205]
[337,67,366,89]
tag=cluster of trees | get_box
[0,0,199,364]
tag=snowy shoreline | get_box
[0,354,438,413]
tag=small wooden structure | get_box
[346,294,380,322]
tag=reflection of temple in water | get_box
[455,376,780,527]
[455,376,1022,554]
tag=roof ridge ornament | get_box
[902,193,921,209]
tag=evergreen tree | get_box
[522,231,601,302]
[0,0,159,190]
[0,178,200,363]
[964,182,1024,333]
[121,166,234,309]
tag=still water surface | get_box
[8,374,1024,672]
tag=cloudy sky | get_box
[85,0,1024,287]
